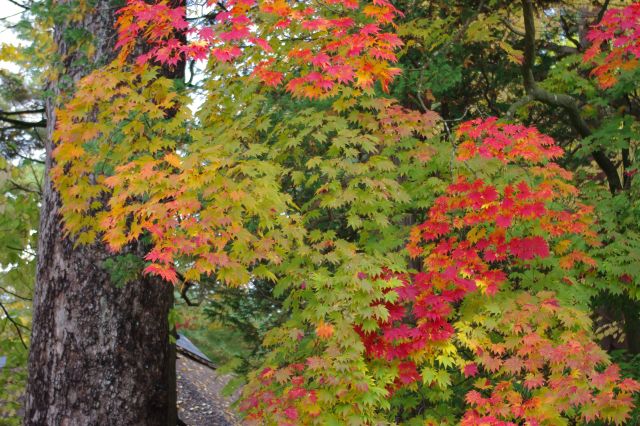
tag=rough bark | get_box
[25,1,177,424]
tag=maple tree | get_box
[2,0,640,424]
[46,0,640,423]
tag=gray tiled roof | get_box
[176,334,211,362]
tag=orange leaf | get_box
[315,321,334,339]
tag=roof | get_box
[177,356,239,425]
[176,334,212,363]
[175,334,239,426]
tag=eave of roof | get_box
[176,334,216,369]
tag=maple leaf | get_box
[502,357,524,374]
[306,356,326,371]
[466,390,486,406]
[509,236,550,260]
[464,363,479,378]
[144,263,178,284]
[283,407,298,420]
[315,321,334,339]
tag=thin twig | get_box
[6,245,37,257]
[9,179,41,195]
[4,0,29,10]
[0,285,31,301]
[0,300,28,349]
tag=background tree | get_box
[0,1,46,421]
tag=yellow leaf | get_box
[164,153,182,168]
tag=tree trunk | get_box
[25,1,177,424]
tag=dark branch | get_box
[9,179,41,195]
[623,148,633,190]
[540,41,579,57]
[594,0,611,26]
[0,115,46,129]
[518,0,622,193]
[176,272,200,306]
[500,17,525,37]
[6,148,45,164]
[0,108,44,116]
[5,0,29,10]
[6,245,37,257]
[0,285,32,301]
[559,14,581,49]
[0,300,28,350]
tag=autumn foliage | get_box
[116,0,403,97]
[584,3,640,88]
[50,0,640,424]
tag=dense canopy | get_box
[1,0,640,424]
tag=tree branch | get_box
[500,17,525,37]
[9,179,41,195]
[0,300,28,350]
[176,272,200,306]
[622,148,633,190]
[519,0,622,193]
[559,14,581,49]
[0,285,32,301]
[0,108,44,116]
[6,147,45,164]
[539,41,579,57]
[6,245,37,257]
[594,0,611,26]
[4,0,29,10]
[0,115,46,129]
